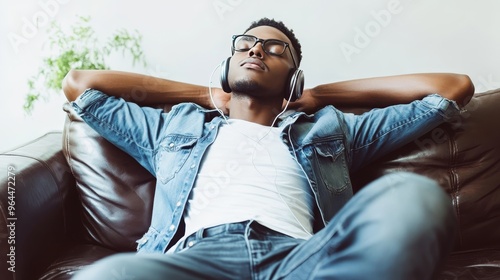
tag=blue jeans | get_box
[72,172,456,280]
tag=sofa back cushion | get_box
[351,89,500,251]
[62,103,155,251]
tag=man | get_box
[64,18,474,279]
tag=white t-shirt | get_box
[183,119,314,240]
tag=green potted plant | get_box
[25,15,147,113]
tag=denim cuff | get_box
[421,94,463,121]
[71,88,108,114]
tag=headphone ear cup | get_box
[286,69,304,101]
[220,57,232,93]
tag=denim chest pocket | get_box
[156,135,197,184]
[312,140,350,194]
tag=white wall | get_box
[1,0,499,151]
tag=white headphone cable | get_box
[208,62,229,125]
[207,62,312,237]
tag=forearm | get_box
[311,73,475,108]
[62,69,214,107]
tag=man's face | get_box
[228,25,297,99]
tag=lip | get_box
[240,58,266,71]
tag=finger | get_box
[285,100,302,110]
[281,99,289,109]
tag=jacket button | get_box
[169,225,175,231]
[188,241,195,247]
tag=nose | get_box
[248,41,265,58]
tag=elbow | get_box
[440,74,474,107]
[62,69,85,102]
[454,74,475,107]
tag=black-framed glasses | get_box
[231,34,298,68]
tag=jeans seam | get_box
[244,220,255,280]
[276,223,342,279]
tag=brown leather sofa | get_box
[1,89,499,280]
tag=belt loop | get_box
[245,219,255,237]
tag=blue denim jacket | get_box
[72,89,460,254]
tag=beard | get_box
[231,78,264,96]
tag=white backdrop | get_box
[1,0,499,151]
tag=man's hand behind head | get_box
[210,87,231,115]
[283,88,321,114]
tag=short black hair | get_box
[244,18,302,66]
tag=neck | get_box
[228,93,283,127]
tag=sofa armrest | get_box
[0,132,78,280]
[351,89,500,252]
